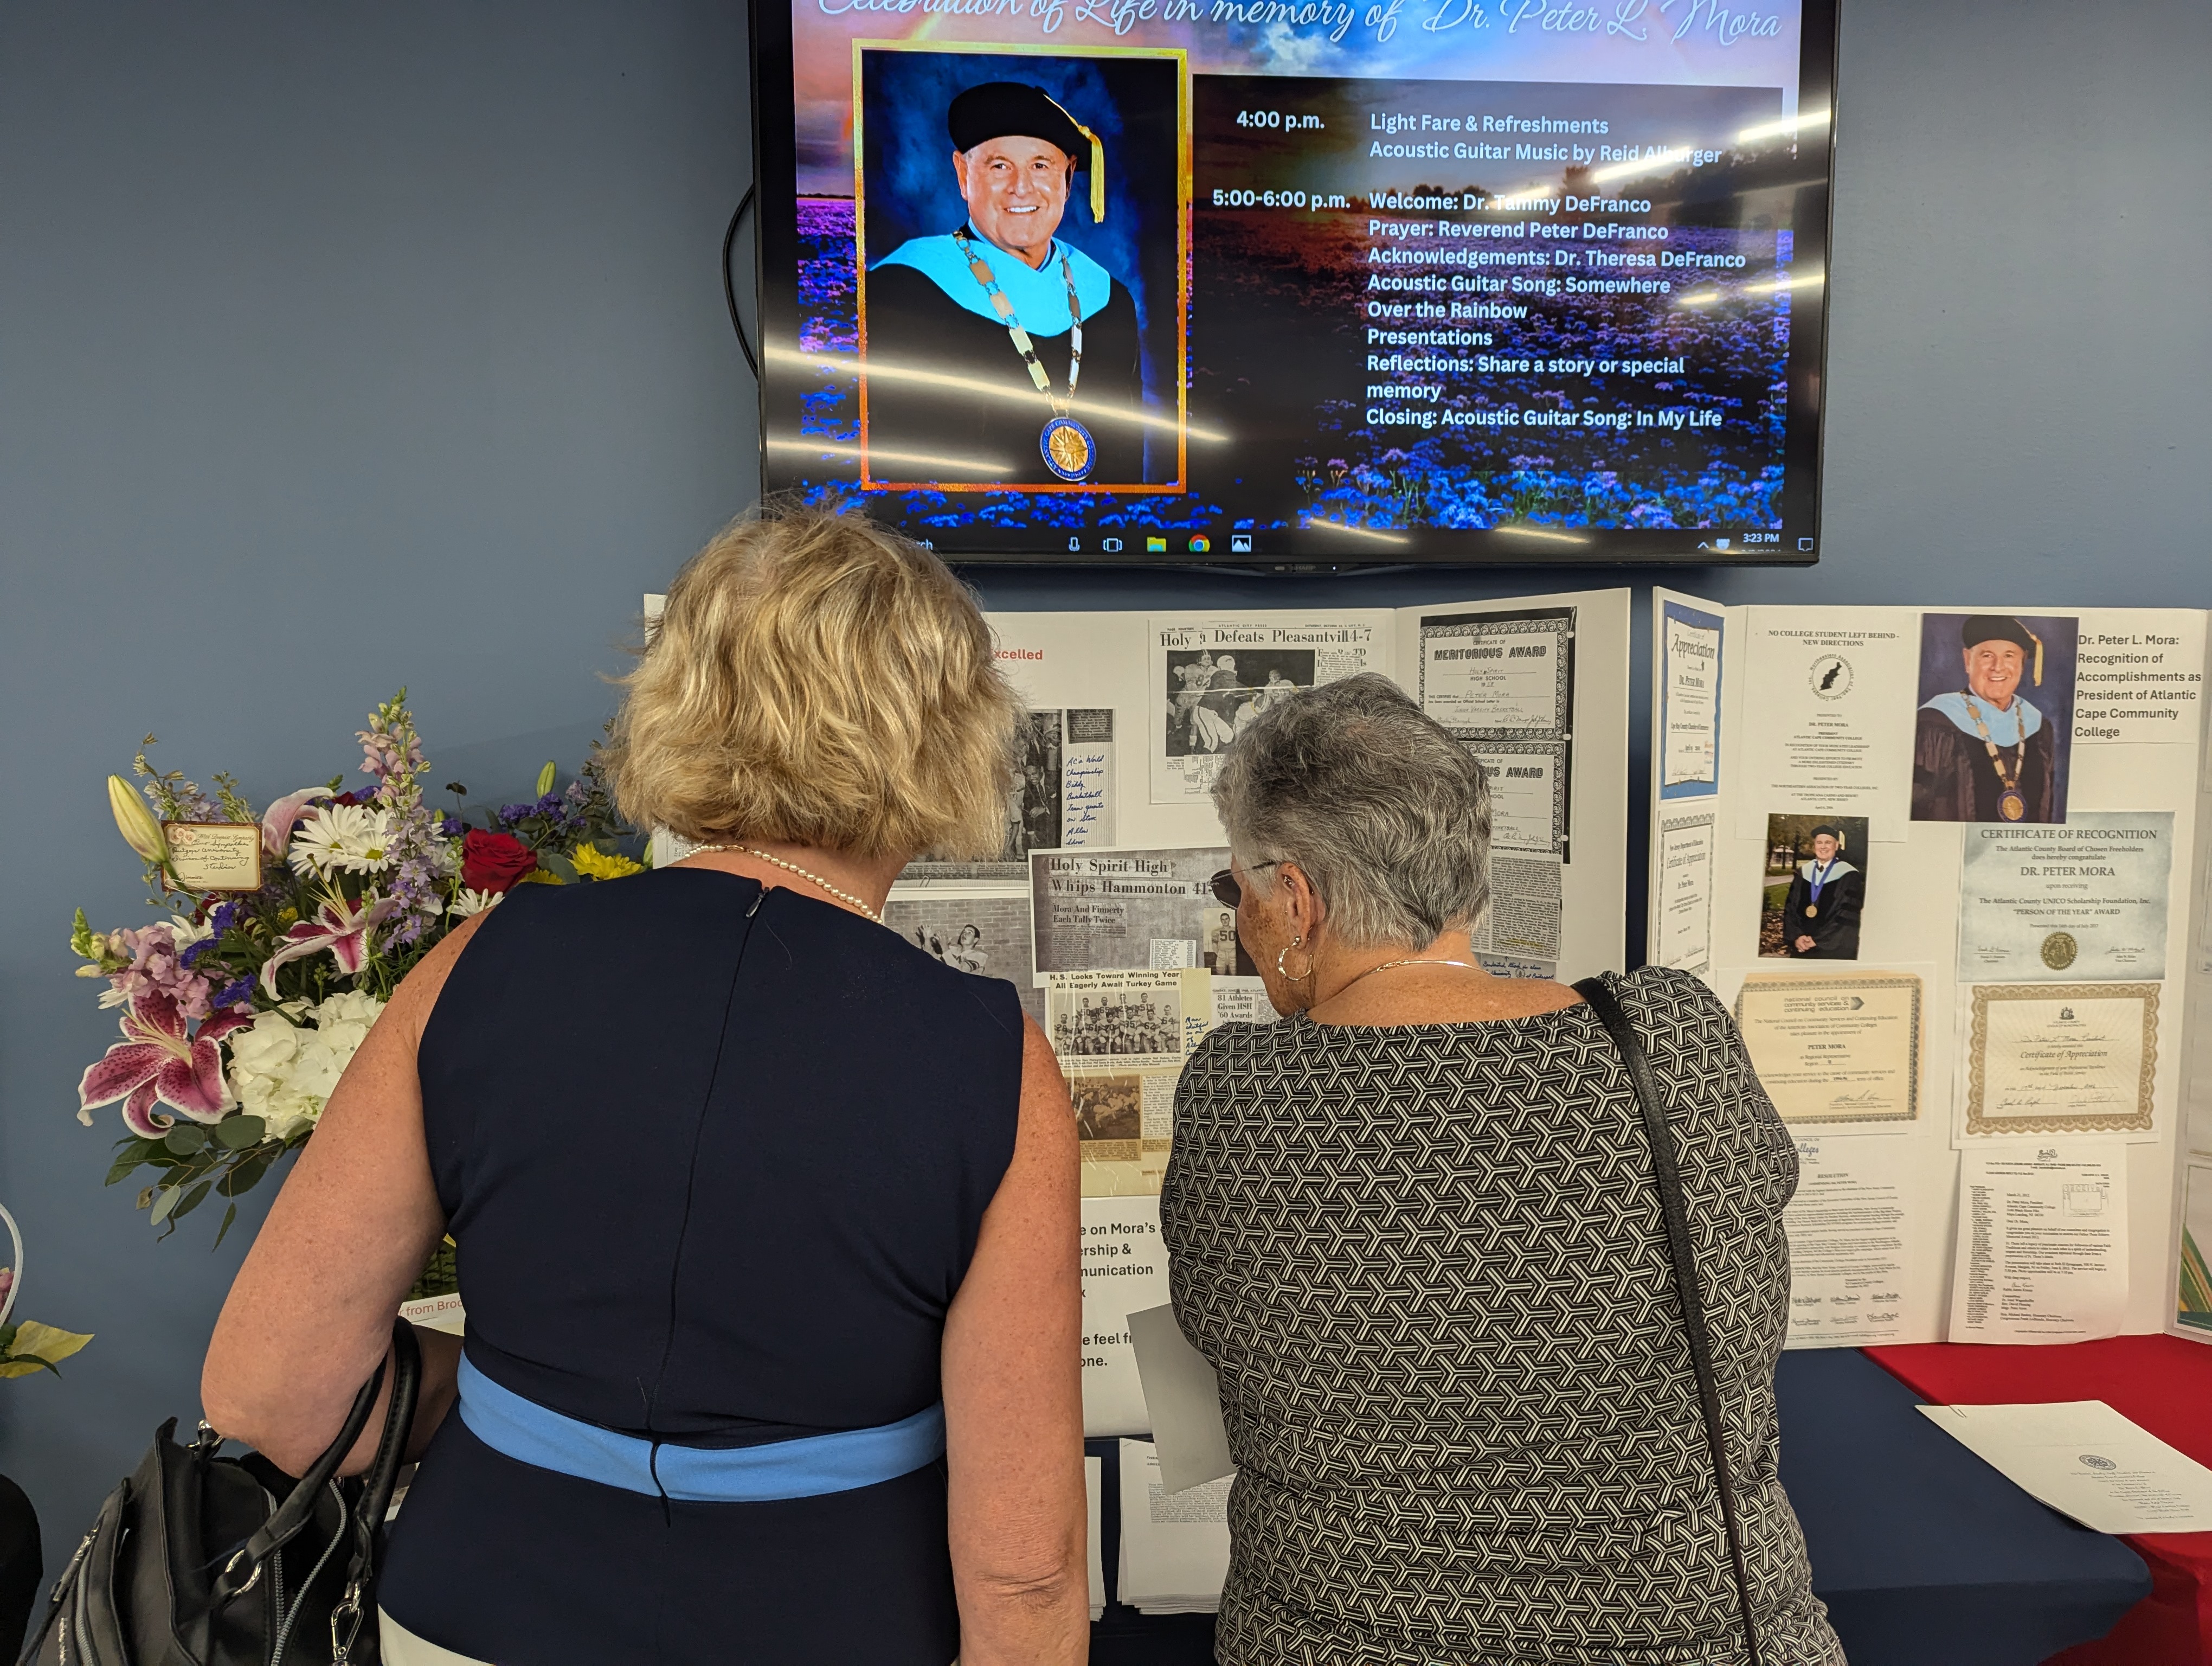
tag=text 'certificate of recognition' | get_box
[1964,983,2159,1138]
[1957,812,2174,982]
[1734,972,1924,1127]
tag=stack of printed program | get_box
[1116,1441,1231,1616]
[879,599,1637,1438]
[1645,595,2212,1351]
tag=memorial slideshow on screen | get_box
[752,0,1836,565]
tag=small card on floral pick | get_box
[163,822,263,893]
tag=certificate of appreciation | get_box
[1964,983,2159,1137]
[1957,813,2174,982]
[1654,813,1716,977]
[1733,972,1922,1126]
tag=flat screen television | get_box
[751,0,1837,566]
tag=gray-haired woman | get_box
[1160,674,1843,1666]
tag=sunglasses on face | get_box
[1208,862,1280,909]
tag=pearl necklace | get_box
[686,845,887,925]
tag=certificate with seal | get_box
[1957,812,2173,983]
[1964,983,2159,1137]
[1733,971,1923,1127]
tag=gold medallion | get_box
[1805,905,1819,918]
[1999,789,2027,821]
[2041,931,2079,971]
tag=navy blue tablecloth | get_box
[1088,1347,2151,1665]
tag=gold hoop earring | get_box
[1277,935,1314,983]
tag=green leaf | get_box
[537,852,579,884]
[215,1116,266,1150]
[106,1142,156,1187]
[164,1124,206,1156]
[213,1201,239,1252]
[218,1149,278,1197]
[149,1186,181,1225]
[171,1181,213,1222]
[136,1186,156,1212]
[0,1323,17,1354]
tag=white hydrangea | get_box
[225,991,388,1139]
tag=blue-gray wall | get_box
[2,0,2205,1575]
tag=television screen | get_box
[752,0,1836,565]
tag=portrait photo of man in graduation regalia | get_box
[856,52,1184,491]
[1909,613,2077,824]
[1759,814,1869,959]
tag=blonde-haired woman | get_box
[202,508,1086,1666]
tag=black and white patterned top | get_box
[1161,967,1845,1665]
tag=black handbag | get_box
[1574,976,1764,1666]
[21,1318,420,1666]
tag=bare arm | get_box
[201,915,489,1475]
[941,1017,1088,1666]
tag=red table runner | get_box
[1866,1336,2212,1666]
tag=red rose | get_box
[462,829,538,894]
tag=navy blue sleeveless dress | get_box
[379,868,1025,1665]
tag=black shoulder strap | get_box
[1575,976,1763,1666]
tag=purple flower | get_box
[209,900,242,937]
[180,937,212,968]
[439,813,464,838]
[214,976,254,1011]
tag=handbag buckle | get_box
[221,1548,262,1599]
[330,1582,365,1663]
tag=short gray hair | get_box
[1212,673,1491,950]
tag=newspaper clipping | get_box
[1051,968,1212,1195]
[883,892,1043,1026]
[905,708,1117,883]
[1030,848,1251,982]
[1150,619,1380,804]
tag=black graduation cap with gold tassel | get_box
[948,81,1106,225]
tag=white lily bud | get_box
[107,776,170,867]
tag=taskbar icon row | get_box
[1063,533,1253,555]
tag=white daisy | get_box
[288,804,395,876]
[449,888,502,919]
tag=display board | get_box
[751,0,1837,564]
[897,589,1631,1432]
[1647,592,2212,1349]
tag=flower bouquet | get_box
[70,692,644,1264]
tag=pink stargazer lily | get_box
[78,988,252,1137]
[258,894,394,996]
[261,787,326,857]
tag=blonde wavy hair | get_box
[606,505,1019,860]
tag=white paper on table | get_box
[1128,1303,1233,1491]
[1919,1401,2212,1533]
[1085,1455,1105,1619]
[1116,1439,1232,1614]
[1949,1143,2128,1343]
[1080,1196,1171,1436]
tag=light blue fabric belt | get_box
[454,1355,946,1503]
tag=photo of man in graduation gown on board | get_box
[857,54,1183,490]
[1910,613,2076,824]
[1760,815,1868,959]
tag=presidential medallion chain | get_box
[1962,692,2029,821]
[953,226,1096,482]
